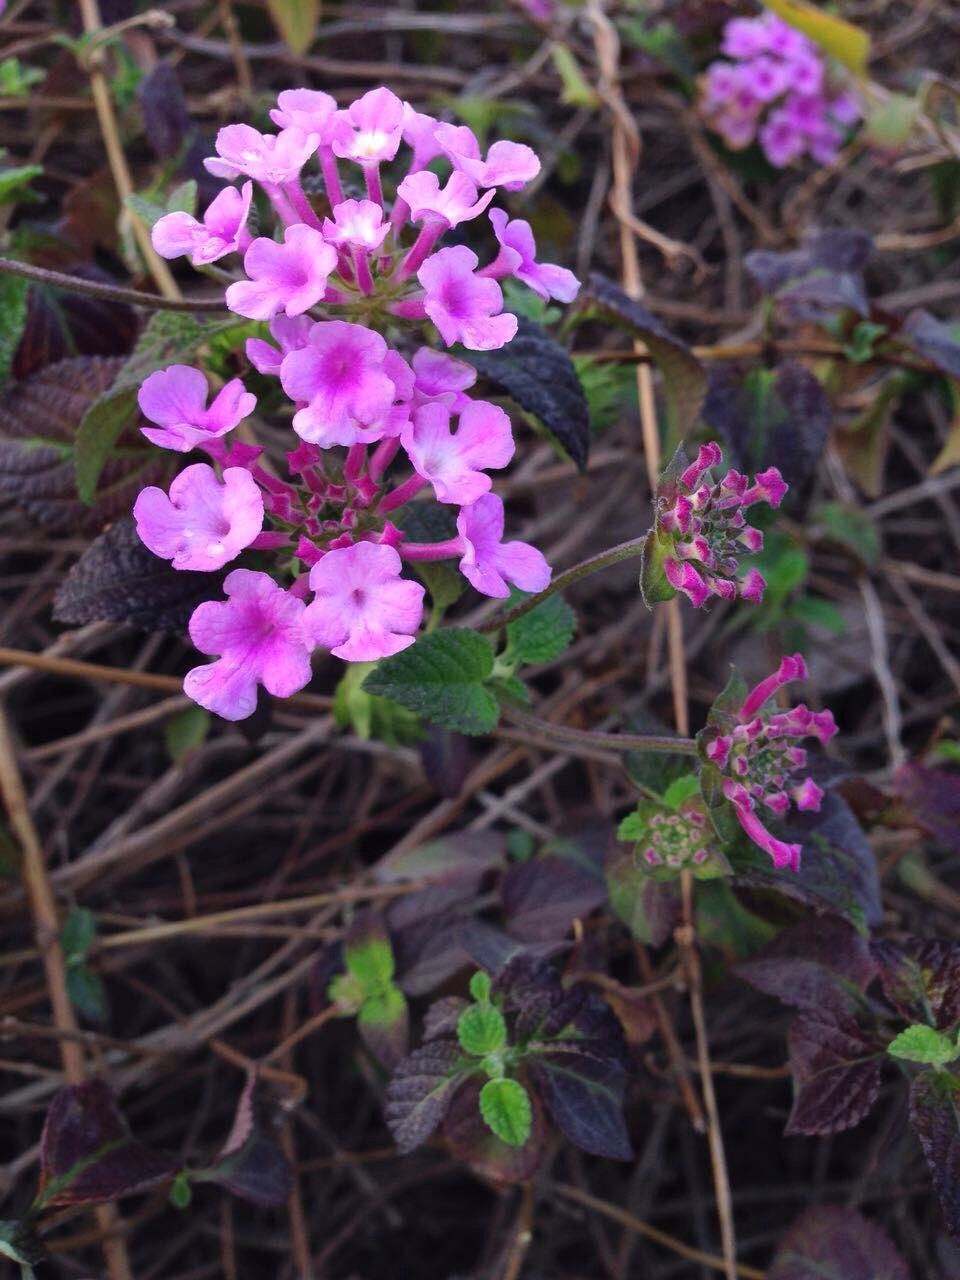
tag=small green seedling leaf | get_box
[168,1170,192,1209]
[457,1004,507,1057]
[469,971,492,1003]
[887,1024,957,1066]
[344,932,395,996]
[165,704,210,763]
[478,1078,532,1147]
[60,907,95,963]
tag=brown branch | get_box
[0,256,227,312]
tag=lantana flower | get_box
[418,246,518,350]
[457,494,551,598]
[698,654,837,870]
[184,570,313,721]
[641,441,785,609]
[483,209,580,302]
[401,400,514,505]
[226,226,338,320]
[133,464,263,571]
[204,123,316,185]
[138,365,256,453]
[302,542,424,661]
[435,123,541,190]
[397,171,494,230]
[152,182,253,266]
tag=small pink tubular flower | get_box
[397,170,494,229]
[435,123,540,191]
[152,182,253,266]
[322,199,390,250]
[331,86,404,164]
[401,103,443,171]
[269,88,337,136]
[418,246,517,351]
[700,653,838,871]
[226,226,337,320]
[411,348,477,409]
[138,365,256,453]
[185,569,312,721]
[456,493,550,599]
[245,314,314,377]
[485,208,580,302]
[133,464,263,571]
[303,541,424,661]
[280,320,400,447]
[759,109,806,168]
[401,399,514,504]
[204,123,316,184]
[644,440,785,608]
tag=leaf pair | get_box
[329,913,409,1069]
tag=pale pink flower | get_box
[185,569,312,721]
[411,348,477,409]
[484,209,579,302]
[456,493,550,598]
[397,170,494,229]
[721,17,768,59]
[434,123,540,191]
[204,123,316,184]
[401,400,514,505]
[303,541,424,661]
[138,365,256,453]
[245,314,314,377]
[152,182,253,265]
[322,199,390,250]
[331,86,404,164]
[401,103,443,171]
[133,464,263,571]
[269,88,337,137]
[418,246,517,351]
[226,226,337,320]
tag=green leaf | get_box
[812,501,879,568]
[478,1078,532,1147]
[505,591,575,665]
[887,1024,957,1066]
[164,704,210,763]
[60,907,96,962]
[0,163,42,206]
[266,0,319,55]
[762,0,870,73]
[333,662,422,746]
[413,560,464,621]
[363,628,498,735]
[661,774,701,808]
[865,92,920,148]
[344,934,395,995]
[457,1004,507,1057]
[549,44,599,107]
[65,963,106,1022]
[469,971,492,1003]
[358,984,407,1030]
[168,1171,192,1209]
[0,271,28,390]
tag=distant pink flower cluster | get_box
[136,87,577,720]
[651,441,785,608]
[699,13,861,167]
[701,654,837,870]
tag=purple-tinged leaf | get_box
[785,1010,882,1136]
[38,1079,176,1207]
[894,763,960,855]
[776,273,870,321]
[358,986,409,1070]
[768,1204,909,1280]
[444,1078,546,1184]
[870,936,960,1030]
[909,1071,960,1239]
[423,997,470,1042]
[384,1040,473,1154]
[737,917,876,1016]
[137,63,192,160]
[394,912,475,997]
[745,229,872,294]
[53,515,219,632]
[501,855,606,942]
[13,266,137,380]
[199,1075,292,1208]
[899,309,960,379]
[528,1044,632,1160]
[419,728,471,798]
[605,845,681,947]
[375,831,506,885]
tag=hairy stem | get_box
[499,703,696,756]
[0,255,227,311]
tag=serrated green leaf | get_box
[164,704,210,763]
[469,971,492,1003]
[333,662,422,746]
[639,527,676,607]
[478,1078,532,1147]
[457,1003,507,1057]
[0,271,28,390]
[344,934,395,994]
[661,774,701,808]
[887,1023,957,1066]
[505,591,575,665]
[617,811,646,842]
[363,628,498,735]
[412,560,463,620]
[328,971,365,1013]
[60,907,96,962]
[358,984,406,1029]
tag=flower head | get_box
[699,654,837,870]
[303,541,424,661]
[485,208,580,302]
[134,464,263,571]
[185,569,312,720]
[621,797,727,881]
[204,123,316,184]
[401,399,514,505]
[456,493,551,598]
[227,225,338,320]
[418,246,517,351]
[641,441,784,609]
[138,366,256,453]
[152,182,253,266]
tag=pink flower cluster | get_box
[701,654,837,870]
[134,86,578,720]
[651,441,786,608]
[700,13,861,167]
[638,801,716,875]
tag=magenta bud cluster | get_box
[639,802,714,873]
[130,85,581,721]
[701,654,837,871]
[699,13,861,168]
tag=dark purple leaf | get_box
[375,831,506,885]
[870,936,960,1030]
[776,273,870,321]
[395,915,473,997]
[605,845,682,946]
[736,917,876,1016]
[703,360,829,492]
[584,273,706,436]
[423,996,470,1042]
[900,309,960,378]
[13,267,137,380]
[895,762,960,854]
[419,728,471,798]
[200,1076,292,1207]
[39,1079,176,1207]
[768,1204,909,1280]
[501,855,606,942]
[53,515,219,632]
[385,1040,472,1154]
[459,921,556,975]
[137,63,192,160]
[909,1071,960,1239]
[785,1010,882,1136]
[358,988,409,1070]
[443,1077,546,1184]
[0,356,162,532]
[529,1044,632,1159]
[462,315,590,470]
[746,229,872,295]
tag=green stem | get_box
[500,703,697,756]
[479,535,647,633]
